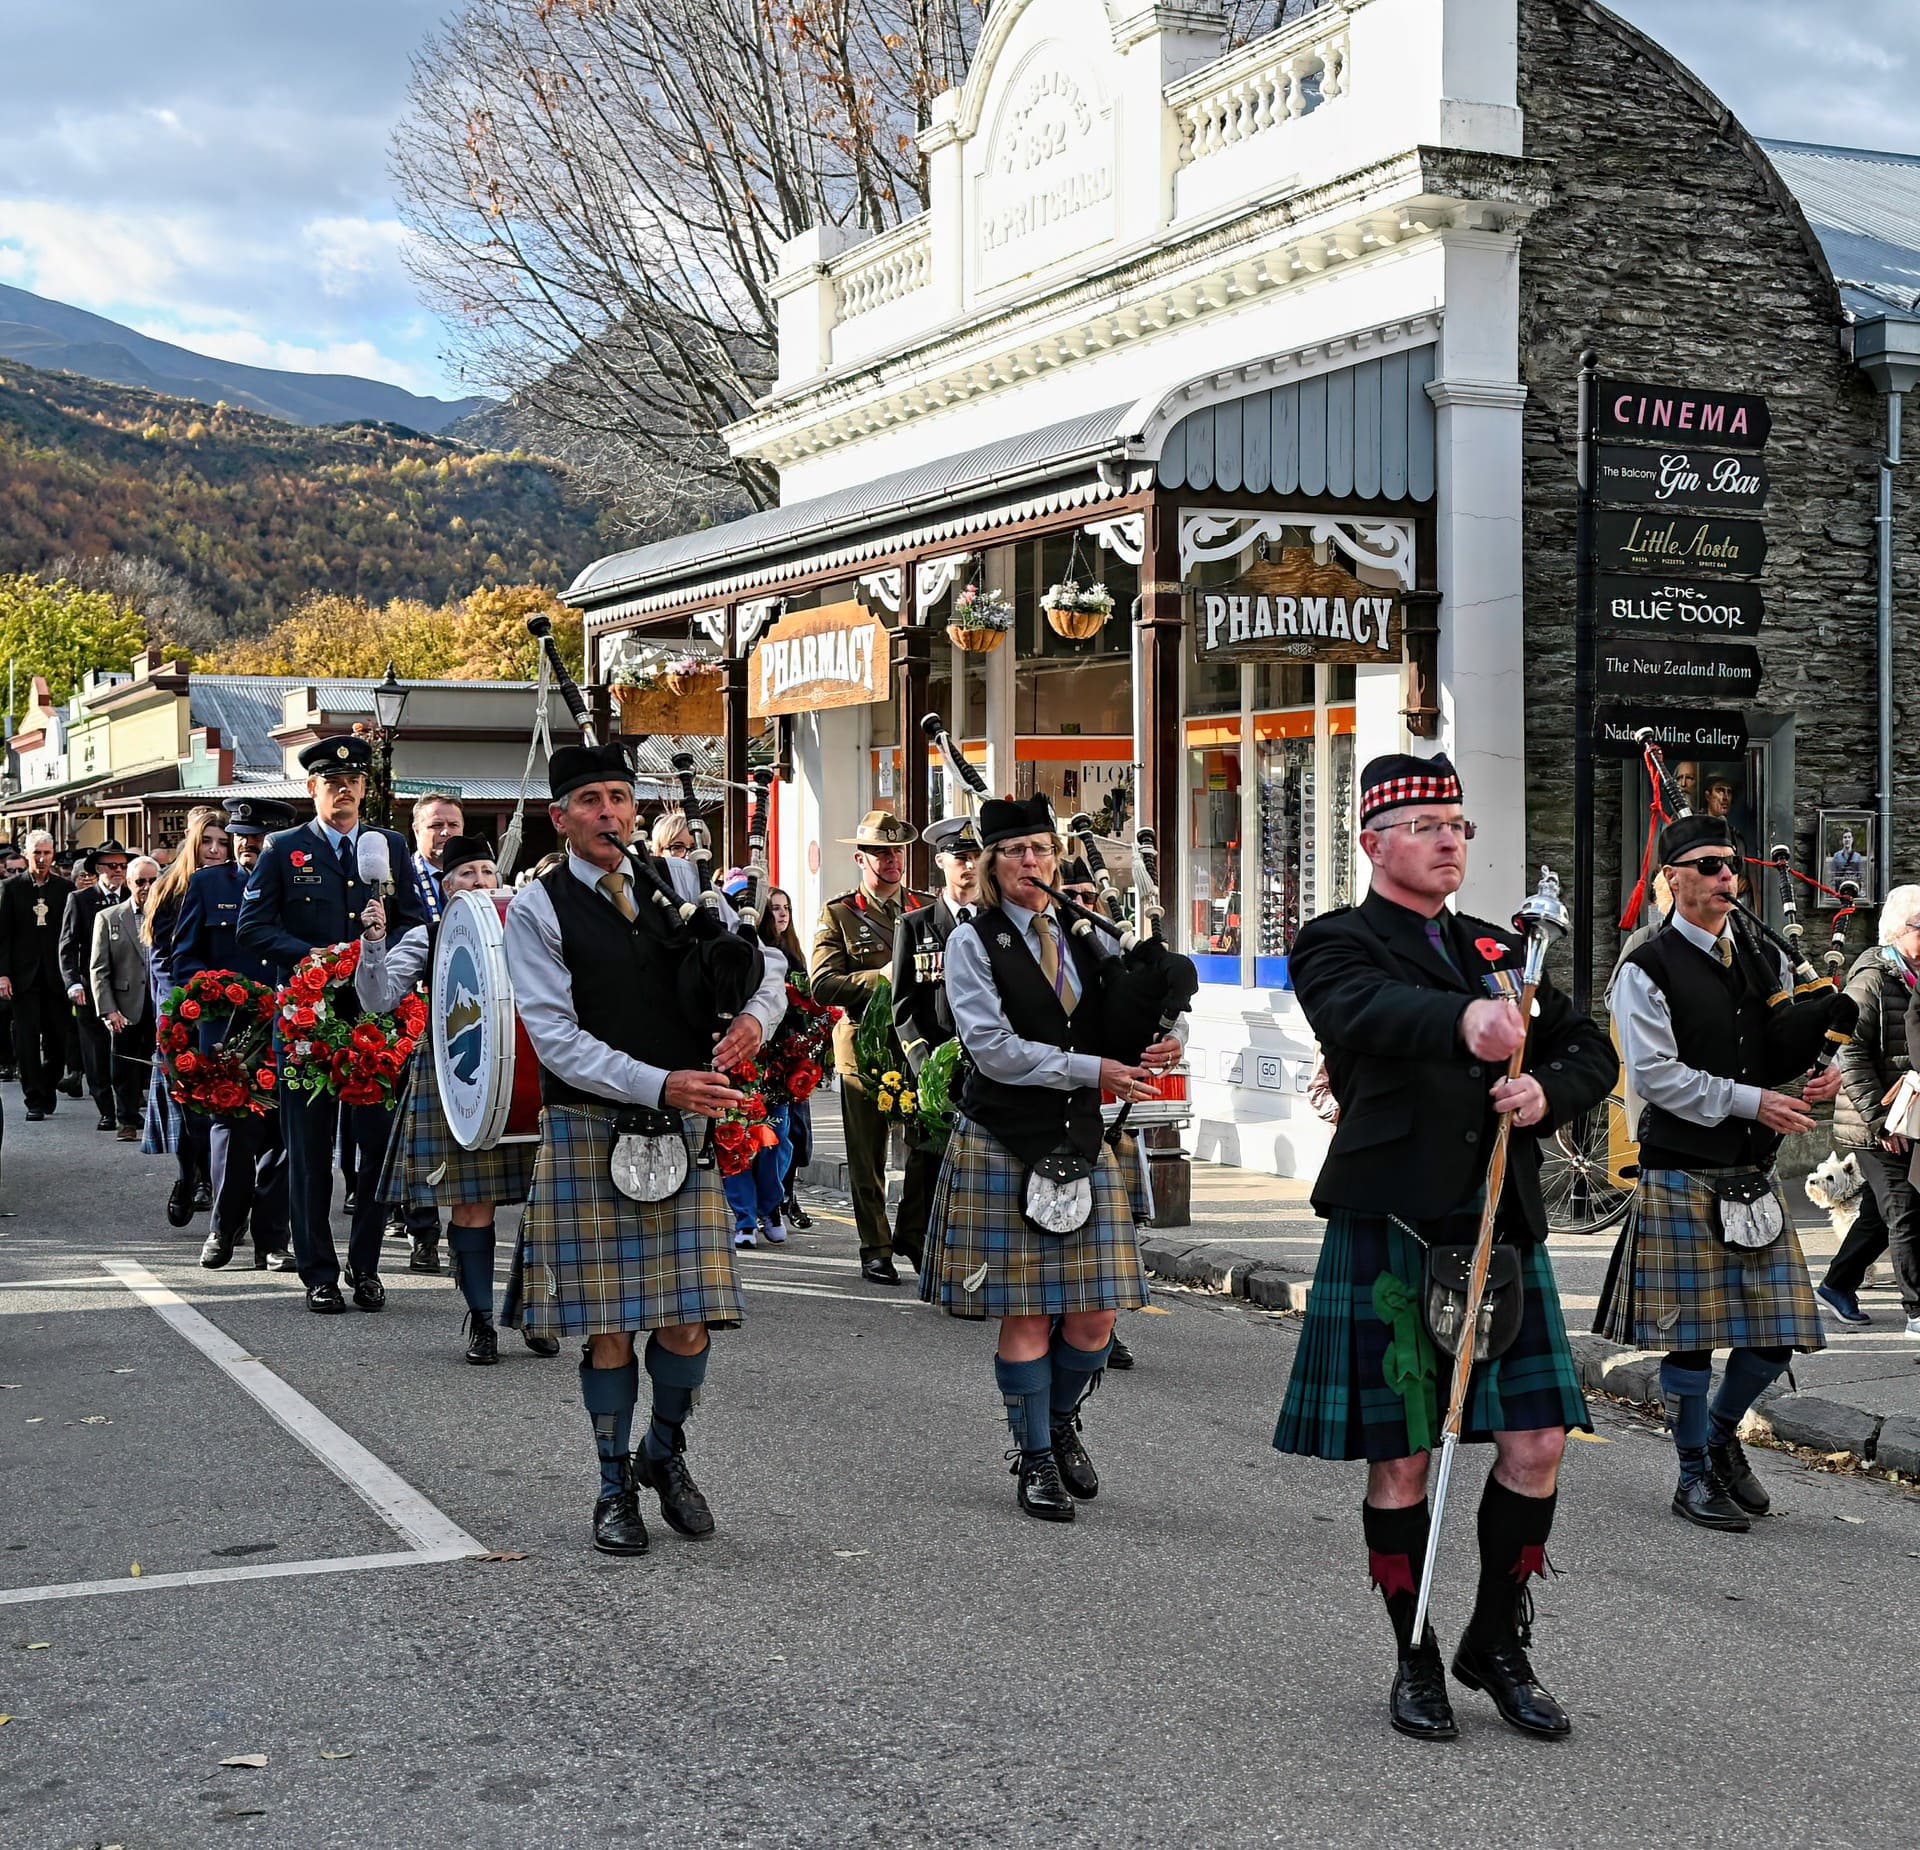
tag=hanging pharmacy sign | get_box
[748,601,889,719]
[1190,549,1401,664]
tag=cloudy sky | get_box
[1,2,1915,404]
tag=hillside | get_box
[0,358,610,635]
[0,283,490,432]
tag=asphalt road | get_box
[2,1103,1917,1850]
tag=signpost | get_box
[1594,510,1767,579]
[1593,444,1767,511]
[1597,639,1762,703]
[1594,379,1771,450]
[1593,706,1750,758]
[1593,575,1764,638]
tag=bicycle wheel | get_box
[1540,1094,1635,1236]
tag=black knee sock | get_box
[1467,1477,1556,1648]
[1362,1499,1431,1654]
[447,1222,495,1317]
[1047,1330,1111,1432]
[641,1333,710,1462]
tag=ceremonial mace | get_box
[1410,865,1571,1647]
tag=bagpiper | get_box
[500,743,789,1556]
[1599,812,1842,1532]
[1275,753,1616,1741]
[918,795,1184,1521]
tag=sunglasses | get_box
[1675,855,1739,879]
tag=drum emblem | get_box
[442,944,486,1085]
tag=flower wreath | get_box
[711,1060,781,1177]
[760,977,841,1107]
[157,969,278,1118]
[275,940,426,1108]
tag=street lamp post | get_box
[369,662,411,829]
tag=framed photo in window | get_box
[1815,809,1874,908]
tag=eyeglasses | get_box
[1674,855,1739,879]
[1372,817,1477,841]
[667,841,692,855]
[998,842,1058,862]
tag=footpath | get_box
[798,1086,1920,1477]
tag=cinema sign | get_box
[749,602,888,719]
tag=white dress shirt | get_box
[502,848,786,1109]
[355,926,428,1015]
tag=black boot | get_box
[199,1228,236,1269]
[592,1469,651,1556]
[521,1329,561,1357]
[1012,1449,1075,1522]
[1452,1594,1572,1739]
[409,1233,442,1274]
[192,1179,213,1212]
[1391,1631,1459,1741]
[1107,1334,1135,1371]
[1050,1417,1099,1500]
[1673,1473,1750,1531]
[783,1193,812,1231]
[165,1179,194,1228]
[464,1311,499,1366]
[1707,1436,1770,1515]
[632,1428,715,1537]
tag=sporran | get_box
[1708,1167,1787,1251]
[609,1103,690,1203]
[1423,1244,1526,1361]
[1023,1146,1097,1237]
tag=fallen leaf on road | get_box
[1135,1303,1173,1315]
[1569,1430,1611,1444]
[129,1561,141,1577]
[24,1417,42,1424]
[832,1548,870,1558]
[78,1416,111,1426]
[220,1754,269,1769]
[110,1367,135,1375]
[0,1383,20,1390]
[469,1551,529,1563]
[1723,1593,1744,1601]
[318,1749,355,1761]
[0,1716,11,1727]
[1834,1514,1866,1524]
[21,1642,50,1650]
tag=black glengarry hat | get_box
[1358,752,1463,827]
[440,835,497,880]
[548,742,635,802]
[978,794,1058,849]
[298,734,375,775]
[1657,814,1736,866]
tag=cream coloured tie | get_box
[600,871,637,922]
[1036,913,1076,1014]
[1714,933,1733,969]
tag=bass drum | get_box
[432,889,541,1149]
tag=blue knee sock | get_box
[1660,1358,1713,1484]
[580,1356,639,1501]
[994,1354,1053,1454]
[1710,1348,1790,1445]
[641,1333,710,1462]
[447,1222,495,1317]
[1048,1331,1111,1432]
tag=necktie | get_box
[1423,918,1460,975]
[337,830,356,878]
[600,871,637,922]
[1036,913,1076,1014]
[1714,933,1734,969]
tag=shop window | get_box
[1186,744,1242,980]
[1329,730,1356,909]
[1020,660,1132,734]
[1257,735,1316,966]
[1254,662,1314,709]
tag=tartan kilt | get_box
[375,1048,534,1211]
[500,1102,743,1341]
[140,1058,184,1156]
[1594,1167,1825,1354]
[1274,1209,1590,1463]
[918,1115,1148,1321]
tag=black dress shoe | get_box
[592,1489,651,1556]
[521,1330,560,1357]
[1050,1419,1099,1499]
[97,1113,116,1131]
[1708,1437,1770,1515]
[783,1195,812,1231]
[252,1247,270,1271]
[1391,1634,1459,1741]
[464,1312,499,1366]
[1452,1630,1572,1738]
[1672,1474,1751,1532]
[633,1432,715,1537]
[346,1272,386,1311]
[24,1107,45,1122]
[165,1180,194,1227]
[60,1075,83,1098]
[264,1248,296,1273]
[307,1283,347,1314]
[1107,1334,1135,1371]
[860,1254,900,1286]
[199,1231,236,1269]
[1013,1449,1075,1522]
[408,1236,442,1274]
[192,1182,213,1212]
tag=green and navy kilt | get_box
[918,1115,1148,1322]
[1594,1167,1825,1354]
[499,1102,742,1342]
[1274,1209,1590,1462]
[375,1048,534,1212]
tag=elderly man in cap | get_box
[811,809,931,1284]
[0,830,78,1120]
[60,842,132,1130]
[501,741,788,1555]
[177,797,298,1270]
[1599,810,1845,1533]
[239,737,424,1313]
[91,856,160,1139]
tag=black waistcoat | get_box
[1625,926,1773,1170]
[959,904,1106,1165]
[537,863,714,1107]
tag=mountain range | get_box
[0,283,491,433]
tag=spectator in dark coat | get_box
[0,831,77,1118]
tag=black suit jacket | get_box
[236,819,424,982]
[0,872,77,995]
[890,894,970,1079]
[59,883,120,1009]
[1289,889,1618,1242]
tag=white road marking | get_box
[0,1546,474,1609]
[100,1259,483,1557]
[742,1279,928,1307]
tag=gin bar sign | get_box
[1594,445,1768,512]
[1596,379,1770,451]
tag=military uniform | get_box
[809,809,931,1275]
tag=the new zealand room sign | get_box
[1595,511,1767,579]
[1190,548,1401,664]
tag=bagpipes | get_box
[670,750,717,898]
[526,613,761,1026]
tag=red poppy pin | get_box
[1474,936,1506,964]
[290,850,310,867]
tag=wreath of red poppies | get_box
[275,940,426,1108]
[711,1060,780,1177]
[759,979,840,1106]
[157,970,278,1117]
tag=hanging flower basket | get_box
[662,653,723,699]
[611,665,723,735]
[1042,580,1115,640]
[947,583,1014,653]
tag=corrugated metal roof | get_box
[566,403,1132,607]
[1760,138,1920,320]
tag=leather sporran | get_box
[1709,1167,1786,1251]
[1023,1146,1097,1238]
[608,1104,690,1204]
[1423,1244,1525,1362]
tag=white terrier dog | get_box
[1804,1151,1866,1238]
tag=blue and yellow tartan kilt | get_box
[375,1048,534,1211]
[1274,1209,1591,1462]
[917,1115,1149,1321]
[499,1102,743,1341]
[1594,1167,1825,1354]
